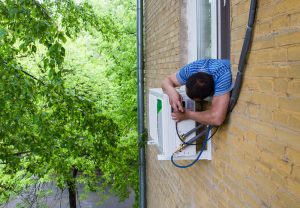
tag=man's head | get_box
[186,72,215,100]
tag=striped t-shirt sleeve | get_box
[214,68,232,96]
[176,64,191,85]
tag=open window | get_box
[187,0,230,61]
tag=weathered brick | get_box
[275,31,300,47]
[248,49,273,64]
[256,2,273,21]
[275,64,300,79]
[287,178,300,198]
[230,114,252,129]
[245,130,258,143]
[288,113,300,131]
[236,0,250,16]
[257,135,285,158]
[288,79,300,94]
[278,97,300,113]
[290,12,300,28]
[246,103,259,118]
[272,189,300,208]
[251,174,278,206]
[258,79,273,92]
[288,45,300,61]
[274,78,289,93]
[233,12,249,29]
[247,64,277,77]
[272,48,288,63]
[270,169,288,187]
[241,190,262,208]
[243,78,259,91]
[255,160,271,176]
[258,21,272,36]
[273,0,300,15]
[231,39,244,53]
[287,64,300,78]
[275,127,300,150]
[231,27,246,41]
[258,107,273,122]
[259,150,292,176]
[290,165,300,185]
[252,36,274,50]
[286,147,300,166]
[251,92,278,108]
[272,14,289,32]
[273,110,289,126]
[252,120,277,138]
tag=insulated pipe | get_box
[137,0,146,207]
[182,123,204,138]
[185,127,208,145]
[229,0,257,112]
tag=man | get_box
[162,59,232,126]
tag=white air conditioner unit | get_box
[148,88,211,160]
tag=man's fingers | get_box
[171,116,178,122]
[171,103,178,112]
[176,101,184,112]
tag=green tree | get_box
[0,0,138,207]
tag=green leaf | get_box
[0,27,7,38]
[32,45,37,53]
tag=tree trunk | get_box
[67,167,78,208]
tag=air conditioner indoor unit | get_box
[148,88,211,160]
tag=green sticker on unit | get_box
[157,99,162,113]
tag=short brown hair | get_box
[186,72,215,100]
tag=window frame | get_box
[186,0,230,62]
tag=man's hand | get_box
[168,90,184,113]
[171,110,190,122]
[161,73,184,112]
[173,93,230,126]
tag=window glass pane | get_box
[196,0,212,59]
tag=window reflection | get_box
[197,0,212,59]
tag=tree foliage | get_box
[0,0,137,207]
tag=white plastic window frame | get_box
[187,0,229,61]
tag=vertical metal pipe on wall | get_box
[137,0,146,207]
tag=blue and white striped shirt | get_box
[176,59,233,96]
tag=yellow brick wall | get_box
[144,0,183,89]
[144,0,300,207]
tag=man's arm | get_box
[161,73,184,112]
[171,92,230,126]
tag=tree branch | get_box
[1,60,45,85]
[32,0,52,20]
[18,68,45,84]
